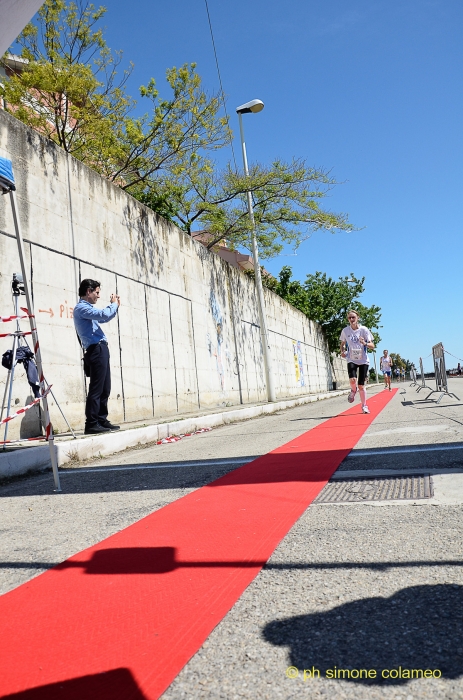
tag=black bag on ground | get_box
[1,347,41,398]
[2,350,13,370]
[15,346,41,398]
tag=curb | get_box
[0,389,350,479]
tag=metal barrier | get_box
[416,357,434,393]
[409,366,418,387]
[424,343,459,404]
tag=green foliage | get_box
[1,1,230,186]
[253,266,382,353]
[137,188,180,224]
[1,0,133,161]
[389,352,412,372]
[137,156,354,258]
[112,65,230,190]
[2,0,355,258]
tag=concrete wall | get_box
[0,111,349,439]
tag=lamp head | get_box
[236,99,264,114]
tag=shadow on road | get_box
[2,667,147,699]
[3,548,463,574]
[3,434,463,495]
[264,584,463,684]
[1,448,355,496]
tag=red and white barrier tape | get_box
[19,307,33,317]
[156,427,212,445]
[0,386,52,427]
[0,311,34,323]
[0,436,46,445]
[0,306,35,337]
[0,305,52,438]
[0,329,34,339]
[0,424,212,446]
[0,315,29,323]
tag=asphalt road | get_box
[1,378,463,699]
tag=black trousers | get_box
[85,342,111,427]
[347,362,369,386]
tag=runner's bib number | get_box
[351,347,363,361]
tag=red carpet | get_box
[0,390,395,699]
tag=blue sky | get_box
[29,1,463,368]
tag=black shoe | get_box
[99,420,120,431]
[84,423,111,434]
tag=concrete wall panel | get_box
[145,287,177,417]
[169,295,200,414]
[0,111,349,436]
[116,276,153,421]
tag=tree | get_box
[389,353,412,372]
[109,66,230,191]
[254,266,382,353]
[2,0,356,258]
[1,1,230,186]
[137,156,354,258]
[1,1,133,164]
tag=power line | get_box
[204,0,237,170]
[445,349,463,363]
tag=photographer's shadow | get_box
[264,584,463,684]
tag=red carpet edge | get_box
[0,389,396,699]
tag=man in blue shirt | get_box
[74,278,121,434]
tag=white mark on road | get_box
[348,443,463,457]
[366,424,452,437]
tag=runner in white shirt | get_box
[380,350,392,391]
[340,309,375,414]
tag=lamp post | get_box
[236,99,276,402]
[373,350,380,385]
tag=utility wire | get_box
[204,0,238,171]
[444,349,463,363]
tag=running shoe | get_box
[362,405,370,414]
[348,388,357,403]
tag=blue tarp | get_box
[0,157,15,191]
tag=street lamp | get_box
[236,99,276,402]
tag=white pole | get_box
[373,350,380,385]
[238,112,276,402]
[9,190,61,491]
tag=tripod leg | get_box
[44,381,77,439]
[3,344,18,447]
[0,369,12,424]
[3,295,23,449]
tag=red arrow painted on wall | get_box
[39,308,54,318]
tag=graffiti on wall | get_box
[293,340,305,387]
[206,290,228,394]
[38,302,74,319]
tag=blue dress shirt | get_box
[73,299,119,350]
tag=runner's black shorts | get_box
[347,362,369,385]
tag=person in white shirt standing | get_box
[380,349,392,391]
[340,309,375,414]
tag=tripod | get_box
[0,275,76,447]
